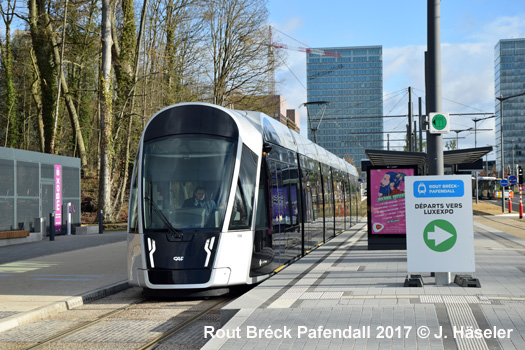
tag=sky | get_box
[267,0,525,158]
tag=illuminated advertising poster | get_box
[369,167,415,235]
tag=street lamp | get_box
[472,115,495,148]
[449,128,490,149]
[301,101,331,144]
[450,128,472,148]
[496,91,525,212]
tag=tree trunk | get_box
[99,0,115,222]
[28,0,58,154]
[47,10,89,172]
[112,0,149,217]
[0,0,18,147]
[29,48,45,152]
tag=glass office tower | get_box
[495,39,525,176]
[306,46,383,164]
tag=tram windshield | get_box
[142,135,237,231]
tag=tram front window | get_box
[142,135,237,231]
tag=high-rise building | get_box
[495,38,525,176]
[306,46,383,164]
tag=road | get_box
[486,194,524,211]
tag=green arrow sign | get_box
[423,219,457,252]
[432,114,447,130]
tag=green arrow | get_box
[423,219,457,252]
[432,114,447,130]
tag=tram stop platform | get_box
[0,231,128,334]
[204,216,525,350]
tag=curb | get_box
[473,210,495,216]
[0,280,129,334]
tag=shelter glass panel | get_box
[0,159,14,196]
[16,161,39,197]
[0,198,14,231]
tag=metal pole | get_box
[499,99,505,213]
[427,0,449,285]
[476,171,479,204]
[414,120,418,151]
[426,0,444,177]
[49,212,55,241]
[474,119,477,148]
[99,210,104,234]
[408,86,413,152]
[418,97,423,152]
[519,185,523,219]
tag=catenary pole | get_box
[426,0,449,285]
[426,0,443,177]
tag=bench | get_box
[0,230,30,239]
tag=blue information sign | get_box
[501,179,509,187]
[509,175,517,185]
[413,180,464,198]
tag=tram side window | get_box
[129,151,139,233]
[229,145,258,230]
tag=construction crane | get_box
[253,26,342,95]
[271,42,342,58]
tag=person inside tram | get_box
[182,187,217,215]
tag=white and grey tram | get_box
[127,102,360,292]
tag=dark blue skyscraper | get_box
[306,46,383,164]
[495,39,525,176]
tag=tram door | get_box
[250,149,300,276]
[299,156,324,253]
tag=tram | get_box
[127,102,360,292]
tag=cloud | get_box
[384,45,427,92]
[274,48,308,135]
[273,13,525,152]
[470,15,525,43]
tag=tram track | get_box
[138,296,231,350]
[474,216,525,253]
[474,214,525,233]
[23,297,150,350]
[11,288,235,350]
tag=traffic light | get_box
[519,166,523,185]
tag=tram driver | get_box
[182,187,217,218]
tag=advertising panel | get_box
[54,164,62,233]
[367,165,417,250]
[369,167,414,234]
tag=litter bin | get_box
[34,217,46,237]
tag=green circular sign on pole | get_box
[432,114,447,130]
[423,219,457,252]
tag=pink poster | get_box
[369,168,414,234]
[55,164,62,233]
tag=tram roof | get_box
[238,109,355,174]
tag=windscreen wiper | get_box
[144,196,182,238]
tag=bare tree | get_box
[202,0,272,106]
